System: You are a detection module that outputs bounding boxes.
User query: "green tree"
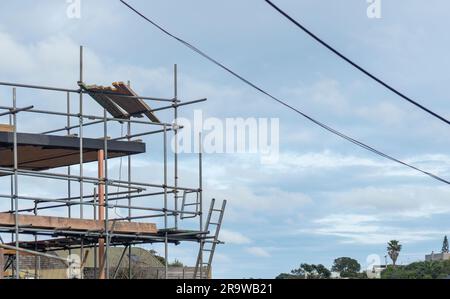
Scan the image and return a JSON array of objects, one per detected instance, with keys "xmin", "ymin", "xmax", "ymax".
[
  {"xmin": 442, "ymin": 236, "xmax": 449, "ymax": 253},
  {"xmin": 314, "ymin": 264, "xmax": 332, "ymax": 279},
  {"xmin": 387, "ymin": 240, "xmax": 402, "ymax": 267},
  {"xmin": 169, "ymin": 259, "xmax": 184, "ymax": 267},
  {"xmin": 291, "ymin": 263, "xmax": 311, "ymax": 278},
  {"xmin": 331, "ymin": 257, "xmax": 361, "ymax": 278},
  {"xmin": 275, "ymin": 273, "xmax": 303, "ymax": 279},
  {"xmin": 291, "ymin": 263, "xmax": 331, "ymax": 279},
  {"xmin": 381, "ymin": 260, "xmax": 450, "ymax": 279}
]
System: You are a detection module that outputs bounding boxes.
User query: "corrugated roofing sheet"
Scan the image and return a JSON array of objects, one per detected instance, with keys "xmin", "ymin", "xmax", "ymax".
[{"xmin": 81, "ymin": 82, "xmax": 160, "ymax": 123}]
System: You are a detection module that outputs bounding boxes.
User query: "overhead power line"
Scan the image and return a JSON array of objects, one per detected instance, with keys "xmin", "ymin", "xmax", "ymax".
[
  {"xmin": 265, "ymin": 0, "xmax": 450, "ymax": 126},
  {"xmin": 119, "ymin": 0, "xmax": 450, "ymax": 186}
]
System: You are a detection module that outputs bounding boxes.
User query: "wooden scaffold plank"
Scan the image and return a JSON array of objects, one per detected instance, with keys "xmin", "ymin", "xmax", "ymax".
[{"xmin": 0, "ymin": 213, "xmax": 157, "ymax": 235}]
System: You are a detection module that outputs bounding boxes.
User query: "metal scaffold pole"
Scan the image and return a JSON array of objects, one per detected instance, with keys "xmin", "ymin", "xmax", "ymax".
[
  {"xmin": 103, "ymin": 108, "xmax": 110, "ymax": 279},
  {"xmin": 67, "ymin": 91, "xmax": 72, "ymax": 262},
  {"xmin": 79, "ymin": 45, "xmax": 85, "ymax": 267},
  {"xmin": 8, "ymin": 112, "xmax": 14, "ymax": 279},
  {"xmin": 164, "ymin": 124, "xmax": 168, "ymax": 279},
  {"xmin": 93, "ymin": 187, "xmax": 98, "ymax": 279},
  {"xmin": 12, "ymin": 88, "xmax": 19, "ymax": 279},
  {"xmin": 199, "ymin": 132, "xmax": 203, "ymax": 279},
  {"xmin": 174, "ymin": 64, "xmax": 179, "ymax": 230},
  {"xmin": 127, "ymin": 81, "xmax": 132, "ymax": 280},
  {"xmin": 79, "ymin": 45, "xmax": 84, "ymax": 220},
  {"xmin": 67, "ymin": 91, "xmax": 72, "ymax": 219}
]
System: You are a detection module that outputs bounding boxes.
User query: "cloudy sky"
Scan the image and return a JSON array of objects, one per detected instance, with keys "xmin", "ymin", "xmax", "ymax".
[{"xmin": 1, "ymin": 0, "xmax": 450, "ymax": 278}]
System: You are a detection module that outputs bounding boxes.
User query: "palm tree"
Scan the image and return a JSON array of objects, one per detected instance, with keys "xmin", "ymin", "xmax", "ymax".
[
  {"xmin": 387, "ymin": 240, "xmax": 402, "ymax": 267},
  {"xmin": 442, "ymin": 235, "xmax": 449, "ymax": 253}
]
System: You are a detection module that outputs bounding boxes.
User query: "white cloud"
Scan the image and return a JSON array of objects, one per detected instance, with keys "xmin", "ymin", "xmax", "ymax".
[
  {"xmin": 356, "ymin": 102, "xmax": 406, "ymax": 127},
  {"xmin": 220, "ymin": 229, "xmax": 252, "ymax": 245},
  {"xmin": 197, "ymin": 150, "xmax": 450, "ymax": 224},
  {"xmin": 273, "ymin": 150, "xmax": 383, "ymax": 170},
  {"xmin": 315, "ymin": 214, "xmax": 380, "ymax": 227},
  {"xmin": 211, "ymin": 186, "xmax": 312, "ymax": 219},
  {"xmin": 281, "ymin": 78, "xmax": 410, "ymax": 129},
  {"xmin": 245, "ymin": 247, "xmax": 271, "ymax": 258},
  {"xmin": 262, "ymin": 150, "xmax": 450, "ymax": 183},
  {"xmin": 283, "ymin": 79, "xmax": 348, "ymax": 115},
  {"xmin": 330, "ymin": 185, "xmax": 450, "ymax": 218},
  {"xmin": 300, "ymin": 213, "xmax": 449, "ymax": 245}
]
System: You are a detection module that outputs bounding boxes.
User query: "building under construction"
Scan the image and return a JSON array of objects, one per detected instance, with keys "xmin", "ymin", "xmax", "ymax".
[{"xmin": 0, "ymin": 46, "xmax": 226, "ymax": 279}]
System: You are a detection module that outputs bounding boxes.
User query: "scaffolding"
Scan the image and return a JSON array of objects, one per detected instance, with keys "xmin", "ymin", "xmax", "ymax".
[{"xmin": 0, "ymin": 46, "xmax": 226, "ymax": 279}]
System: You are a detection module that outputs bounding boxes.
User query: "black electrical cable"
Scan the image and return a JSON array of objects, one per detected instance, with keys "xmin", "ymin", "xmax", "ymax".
[
  {"xmin": 119, "ymin": 0, "xmax": 450, "ymax": 185},
  {"xmin": 265, "ymin": 0, "xmax": 450, "ymax": 126}
]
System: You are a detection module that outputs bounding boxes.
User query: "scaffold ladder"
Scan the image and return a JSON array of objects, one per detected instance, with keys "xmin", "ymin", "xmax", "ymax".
[{"xmin": 193, "ymin": 198, "xmax": 227, "ymax": 279}]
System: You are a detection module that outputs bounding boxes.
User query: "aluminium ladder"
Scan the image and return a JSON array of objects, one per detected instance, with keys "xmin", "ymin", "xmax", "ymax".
[{"xmin": 193, "ymin": 198, "xmax": 227, "ymax": 279}]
